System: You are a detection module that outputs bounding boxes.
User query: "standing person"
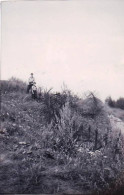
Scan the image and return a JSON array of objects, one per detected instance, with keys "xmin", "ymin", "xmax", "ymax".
[
  {"xmin": 32, "ymin": 82, "xmax": 37, "ymax": 99},
  {"xmin": 27, "ymin": 73, "xmax": 35, "ymax": 93}
]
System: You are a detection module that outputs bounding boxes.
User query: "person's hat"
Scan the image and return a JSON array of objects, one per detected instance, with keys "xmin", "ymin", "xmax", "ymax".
[{"xmin": 31, "ymin": 73, "xmax": 33, "ymax": 75}]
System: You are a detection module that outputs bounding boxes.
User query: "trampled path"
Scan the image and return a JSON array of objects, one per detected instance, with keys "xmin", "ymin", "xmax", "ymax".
[{"xmin": 108, "ymin": 114, "xmax": 124, "ymax": 134}]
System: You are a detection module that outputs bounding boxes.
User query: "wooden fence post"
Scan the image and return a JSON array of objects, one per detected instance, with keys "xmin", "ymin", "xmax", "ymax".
[{"xmin": 94, "ymin": 128, "xmax": 98, "ymax": 150}]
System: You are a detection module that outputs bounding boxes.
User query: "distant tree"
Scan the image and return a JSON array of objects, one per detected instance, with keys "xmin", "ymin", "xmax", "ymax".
[
  {"xmin": 105, "ymin": 96, "xmax": 116, "ymax": 108},
  {"xmin": 116, "ymin": 97, "xmax": 124, "ymax": 110}
]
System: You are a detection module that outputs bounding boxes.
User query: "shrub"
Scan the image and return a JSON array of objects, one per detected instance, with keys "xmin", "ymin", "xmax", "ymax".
[{"xmin": 80, "ymin": 92, "xmax": 104, "ymax": 117}]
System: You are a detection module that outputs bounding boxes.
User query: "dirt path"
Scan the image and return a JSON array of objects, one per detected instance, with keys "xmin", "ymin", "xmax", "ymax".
[{"xmin": 108, "ymin": 114, "xmax": 124, "ymax": 134}]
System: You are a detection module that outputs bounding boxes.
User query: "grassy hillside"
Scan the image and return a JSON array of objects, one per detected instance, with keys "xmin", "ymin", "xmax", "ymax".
[{"xmin": 0, "ymin": 78, "xmax": 124, "ymax": 194}]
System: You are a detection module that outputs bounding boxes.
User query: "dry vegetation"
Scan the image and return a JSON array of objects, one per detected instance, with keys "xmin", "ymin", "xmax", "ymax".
[{"xmin": 0, "ymin": 78, "xmax": 124, "ymax": 194}]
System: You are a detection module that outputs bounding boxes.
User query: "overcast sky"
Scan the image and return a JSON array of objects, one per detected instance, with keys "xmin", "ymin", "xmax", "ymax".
[{"xmin": 1, "ymin": 0, "xmax": 124, "ymax": 100}]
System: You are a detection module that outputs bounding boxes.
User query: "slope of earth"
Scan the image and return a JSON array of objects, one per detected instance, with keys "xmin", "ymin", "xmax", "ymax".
[
  {"xmin": 0, "ymin": 85, "xmax": 124, "ymax": 194},
  {"xmin": 0, "ymin": 92, "xmax": 90, "ymax": 194}
]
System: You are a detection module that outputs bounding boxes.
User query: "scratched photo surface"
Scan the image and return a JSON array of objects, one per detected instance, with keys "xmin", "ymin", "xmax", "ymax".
[{"xmin": 0, "ymin": 0, "xmax": 124, "ymax": 194}]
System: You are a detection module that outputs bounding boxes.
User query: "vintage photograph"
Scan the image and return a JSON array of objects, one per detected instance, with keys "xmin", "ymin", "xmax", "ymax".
[{"xmin": 0, "ymin": 0, "xmax": 124, "ymax": 194}]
